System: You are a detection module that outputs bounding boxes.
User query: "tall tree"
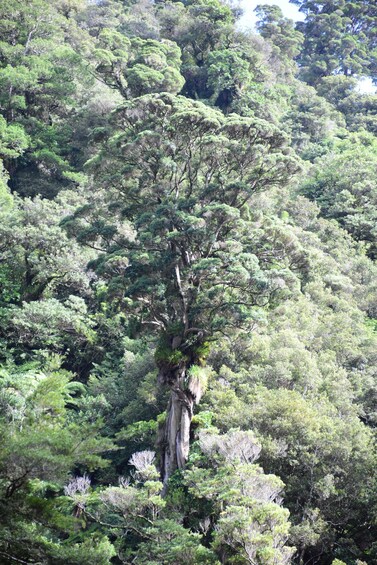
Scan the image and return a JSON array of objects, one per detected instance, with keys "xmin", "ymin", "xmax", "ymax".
[
  {"xmin": 291, "ymin": 0, "xmax": 377, "ymax": 84},
  {"xmin": 66, "ymin": 92, "xmax": 298, "ymax": 482},
  {"xmin": 255, "ymin": 4, "xmax": 303, "ymax": 61}
]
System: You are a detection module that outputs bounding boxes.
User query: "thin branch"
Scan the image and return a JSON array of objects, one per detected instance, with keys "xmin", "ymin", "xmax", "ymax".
[{"xmin": 0, "ymin": 551, "xmax": 31, "ymax": 565}]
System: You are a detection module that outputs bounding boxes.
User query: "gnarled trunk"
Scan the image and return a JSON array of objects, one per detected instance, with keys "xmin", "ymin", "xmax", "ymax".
[{"xmin": 159, "ymin": 365, "xmax": 195, "ymax": 484}]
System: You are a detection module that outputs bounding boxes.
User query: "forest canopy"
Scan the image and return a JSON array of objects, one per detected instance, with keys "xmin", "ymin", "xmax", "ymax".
[{"xmin": 1, "ymin": 0, "xmax": 377, "ymax": 564}]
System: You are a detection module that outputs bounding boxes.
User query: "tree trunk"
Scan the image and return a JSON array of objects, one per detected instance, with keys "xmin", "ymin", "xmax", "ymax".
[{"xmin": 158, "ymin": 365, "xmax": 195, "ymax": 485}]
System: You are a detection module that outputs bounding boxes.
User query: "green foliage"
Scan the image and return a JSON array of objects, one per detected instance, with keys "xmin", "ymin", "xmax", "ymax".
[
  {"xmin": 155, "ymin": 341, "xmax": 187, "ymax": 367},
  {"xmin": 0, "ymin": 115, "xmax": 29, "ymax": 159},
  {"xmin": 293, "ymin": 0, "xmax": 377, "ymax": 84},
  {"xmin": 65, "ymin": 450, "xmax": 219, "ymax": 563},
  {"xmin": 301, "ymin": 132, "xmax": 377, "ymax": 256},
  {"xmin": 0, "ymin": 190, "xmax": 95, "ymax": 309},
  {"xmin": 2, "ymin": 0, "xmax": 377, "ymax": 563},
  {"xmin": 183, "ymin": 430, "xmax": 294, "ymax": 564},
  {"xmin": 74, "ymin": 93, "xmax": 299, "ymax": 361},
  {"xmin": 256, "ymin": 4, "xmax": 303, "ymax": 60},
  {"xmin": 206, "ymin": 49, "xmax": 252, "ymax": 110},
  {"xmin": 0, "ymin": 357, "xmax": 115, "ymax": 564},
  {"xmin": 93, "ymin": 31, "xmax": 185, "ymax": 97},
  {"xmin": 155, "ymin": 329, "xmax": 188, "ymax": 367}
]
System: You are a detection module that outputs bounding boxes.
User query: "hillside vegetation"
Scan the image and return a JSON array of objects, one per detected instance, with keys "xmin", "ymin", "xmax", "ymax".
[{"xmin": 1, "ymin": 1, "xmax": 377, "ymax": 563}]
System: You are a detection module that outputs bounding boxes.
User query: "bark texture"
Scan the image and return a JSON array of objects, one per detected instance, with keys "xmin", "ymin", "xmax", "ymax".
[{"xmin": 158, "ymin": 365, "xmax": 195, "ymax": 484}]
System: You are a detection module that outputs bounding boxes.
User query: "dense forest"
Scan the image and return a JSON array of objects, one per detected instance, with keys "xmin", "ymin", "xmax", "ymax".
[{"xmin": 1, "ymin": 0, "xmax": 377, "ymax": 563}]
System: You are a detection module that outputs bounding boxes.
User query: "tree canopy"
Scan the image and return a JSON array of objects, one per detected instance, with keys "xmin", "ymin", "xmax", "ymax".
[{"xmin": 1, "ymin": 0, "xmax": 377, "ymax": 564}]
